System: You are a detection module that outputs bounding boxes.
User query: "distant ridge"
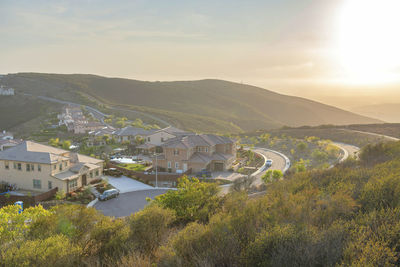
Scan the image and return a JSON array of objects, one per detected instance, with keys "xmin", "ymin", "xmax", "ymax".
[{"xmin": 1, "ymin": 73, "xmax": 382, "ymax": 133}]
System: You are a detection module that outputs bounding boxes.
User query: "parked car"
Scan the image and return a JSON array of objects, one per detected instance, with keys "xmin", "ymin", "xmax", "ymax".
[
  {"xmin": 99, "ymin": 189, "xmax": 120, "ymax": 201},
  {"xmin": 196, "ymin": 169, "xmax": 212, "ymax": 177},
  {"xmin": 266, "ymin": 159, "xmax": 273, "ymax": 167}
]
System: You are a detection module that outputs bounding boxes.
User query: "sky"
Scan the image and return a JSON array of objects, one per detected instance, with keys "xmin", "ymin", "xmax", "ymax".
[{"xmin": 1, "ymin": 0, "xmax": 399, "ymax": 109}]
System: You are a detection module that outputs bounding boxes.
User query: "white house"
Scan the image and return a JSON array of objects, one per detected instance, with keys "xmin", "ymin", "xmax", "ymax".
[{"xmin": 0, "ymin": 86, "xmax": 14, "ymax": 96}]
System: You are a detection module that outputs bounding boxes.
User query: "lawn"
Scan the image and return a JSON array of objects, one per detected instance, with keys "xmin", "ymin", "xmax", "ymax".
[{"xmin": 117, "ymin": 163, "xmax": 146, "ymax": 172}]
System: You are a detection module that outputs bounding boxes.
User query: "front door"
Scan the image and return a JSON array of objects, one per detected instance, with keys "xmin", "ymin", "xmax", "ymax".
[
  {"xmin": 214, "ymin": 162, "xmax": 224, "ymax": 172},
  {"xmin": 183, "ymin": 163, "xmax": 188, "ymax": 172},
  {"xmin": 82, "ymin": 175, "xmax": 87, "ymax": 186}
]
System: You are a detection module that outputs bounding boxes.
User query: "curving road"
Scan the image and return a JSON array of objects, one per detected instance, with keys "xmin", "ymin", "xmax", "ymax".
[
  {"xmin": 251, "ymin": 147, "xmax": 289, "ymax": 186},
  {"xmin": 332, "ymin": 142, "xmax": 360, "ymax": 162}
]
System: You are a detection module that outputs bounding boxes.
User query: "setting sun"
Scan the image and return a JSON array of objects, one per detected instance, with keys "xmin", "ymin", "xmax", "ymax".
[{"xmin": 336, "ymin": 0, "xmax": 400, "ymax": 84}]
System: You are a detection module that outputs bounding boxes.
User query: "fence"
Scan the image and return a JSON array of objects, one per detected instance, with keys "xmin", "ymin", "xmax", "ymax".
[
  {"xmin": 0, "ymin": 187, "xmax": 58, "ymax": 207},
  {"xmin": 106, "ymin": 163, "xmax": 191, "ymax": 184}
]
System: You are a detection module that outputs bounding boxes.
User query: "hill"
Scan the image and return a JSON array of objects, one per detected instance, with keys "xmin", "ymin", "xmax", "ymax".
[
  {"xmin": 350, "ymin": 103, "xmax": 400, "ymax": 123},
  {"xmin": 0, "ymin": 94, "xmax": 59, "ymax": 132},
  {"xmin": 1, "ymin": 73, "xmax": 381, "ymax": 133}
]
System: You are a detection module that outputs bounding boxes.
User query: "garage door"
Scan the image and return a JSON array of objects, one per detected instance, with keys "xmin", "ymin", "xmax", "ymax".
[{"xmin": 214, "ymin": 162, "xmax": 224, "ymax": 171}]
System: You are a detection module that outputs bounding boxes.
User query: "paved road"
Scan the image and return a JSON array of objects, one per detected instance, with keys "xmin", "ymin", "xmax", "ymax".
[
  {"xmin": 342, "ymin": 129, "xmax": 400, "ymax": 142},
  {"xmin": 94, "ymin": 189, "xmax": 169, "ymax": 217},
  {"xmin": 251, "ymin": 147, "xmax": 288, "ymax": 186},
  {"xmin": 332, "ymin": 142, "xmax": 360, "ymax": 162}
]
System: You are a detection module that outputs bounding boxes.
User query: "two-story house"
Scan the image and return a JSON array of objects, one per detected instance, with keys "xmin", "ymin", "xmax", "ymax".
[
  {"xmin": 152, "ymin": 134, "xmax": 236, "ymax": 173},
  {"xmin": 0, "ymin": 141, "xmax": 103, "ymax": 193},
  {"xmin": 113, "ymin": 126, "xmax": 155, "ymax": 143},
  {"xmin": 137, "ymin": 126, "xmax": 193, "ymax": 154}
]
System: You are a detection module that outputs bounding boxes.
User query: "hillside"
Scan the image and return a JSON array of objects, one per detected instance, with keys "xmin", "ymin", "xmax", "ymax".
[
  {"xmin": 1, "ymin": 73, "xmax": 381, "ymax": 133},
  {"xmin": 0, "ymin": 94, "xmax": 59, "ymax": 132},
  {"xmin": 351, "ymin": 103, "xmax": 400, "ymax": 123}
]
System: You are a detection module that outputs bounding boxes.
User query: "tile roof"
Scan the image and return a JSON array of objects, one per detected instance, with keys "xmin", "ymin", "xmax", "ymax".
[
  {"xmin": 0, "ymin": 141, "xmax": 69, "ymax": 164},
  {"xmin": 162, "ymin": 134, "xmax": 234, "ymax": 149},
  {"xmin": 114, "ymin": 126, "xmax": 155, "ymax": 136}
]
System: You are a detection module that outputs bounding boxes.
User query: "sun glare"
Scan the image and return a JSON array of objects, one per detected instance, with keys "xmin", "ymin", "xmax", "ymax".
[{"xmin": 336, "ymin": 0, "xmax": 400, "ymax": 84}]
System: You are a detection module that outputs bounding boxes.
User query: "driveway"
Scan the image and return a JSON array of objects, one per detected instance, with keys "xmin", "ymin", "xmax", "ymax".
[
  {"xmin": 105, "ymin": 176, "xmax": 153, "ymax": 193},
  {"xmin": 211, "ymin": 172, "xmax": 242, "ymax": 181},
  {"xmin": 94, "ymin": 189, "xmax": 169, "ymax": 217}
]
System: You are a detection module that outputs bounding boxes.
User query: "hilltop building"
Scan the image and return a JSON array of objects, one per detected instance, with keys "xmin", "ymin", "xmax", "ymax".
[{"xmin": 0, "ymin": 85, "xmax": 14, "ymax": 96}]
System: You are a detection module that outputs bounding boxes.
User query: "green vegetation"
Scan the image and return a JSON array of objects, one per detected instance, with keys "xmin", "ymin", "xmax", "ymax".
[
  {"xmin": 240, "ymin": 133, "xmax": 341, "ymax": 170},
  {"xmin": 261, "ymin": 169, "xmax": 283, "ymax": 183},
  {"xmin": 1, "ymin": 73, "xmax": 380, "ymax": 133},
  {"xmin": 251, "ymin": 125, "xmax": 392, "ymax": 148},
  {"xmin": 0, "ymin": 94, "xmax": 59, "ymax": 135},
  {"xmin": 117, "ymin": 163, "xmax": 146, "ymax": 172},
  {"xmin": 2, "ymin": 141, "xmax": 400, "ymax": 266}
]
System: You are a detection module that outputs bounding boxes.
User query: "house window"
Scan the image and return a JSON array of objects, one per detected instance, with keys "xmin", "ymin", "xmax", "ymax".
[
  {"xmin": 205, "ymin": 147, "xmax": 209, "ymax": 152},
  {"xmin": 147, "ymin": 137, "xmax": 150, "ymax": 142},
  {"xmin": 26, "ymin": 164, "xmax": 31, "ymax": 172},
  {"xmin": 175, "ymin": 162, "xmax": 179, "ymax": 169},
  {"xmin": 90, "ymin": 171, "xmax": 93, "ymax": 178},
  {"xmin": 17, "ymin": 163, "xmax": 21, "ymax": 171},
  {"xmin": 48, "ymin": 181, "xmax": 52, "ymax": 189},
  {"xmin": 59, "ymin": 163, "xmax": 63, "ymax": 171},
  {"xmin": 53, "ymin": 165, "xmax": 56, "ymax": 170},
  {"xmin": 69, "ymin": 179, "xmax": 78, "ymax": 190},
  {"xmin": 197, "ymin": 147, "xmax": 201, "ymax": 152},
  {"xmin": 5, "ymin": 161, "xmax": 9, "ymax": 170},
  {"xmin": 167, "ymin": 161, "xmax": 171, "ymax": 168},
  {"xmin": 31, "ymin": 164, "xmax": 34, "ymax": 171},
  {"xmin": 95, "ymin": 170, "xmax": 99, "ymax": 176},
  {"xmin": 38, "ymin": 164, "xmax": 42, "ymax": 172},
  {"xmin": 33, "ymin": 179, "xmax": 42, "ymax": 189},
  {"xmin": 174, "ymin": 149, "xmax": 179, "ymax": 155},
  {"xmin": 13, "ymin": 162, "xmax": 17, "ymax": 169}
]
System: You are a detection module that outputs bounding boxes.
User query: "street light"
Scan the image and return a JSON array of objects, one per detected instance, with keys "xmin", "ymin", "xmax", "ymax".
[{"xmin": 155, "ymin": 153, "xmax": 158, "ymax": 188}]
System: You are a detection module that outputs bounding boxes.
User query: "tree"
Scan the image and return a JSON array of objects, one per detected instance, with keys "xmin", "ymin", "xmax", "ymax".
[
  {"xmin": 153, "ymin": 176, "xmax": 222, "ymax": 223},
  {"xmin": 297, "ymin": 142, "xmax": 308, "ymax": 152},
  {"xmin": 272, "ymin": 170, "xmax": 283, "ymax": 181},
  {"xmin": 1, "ymin": 235, "xmax": 81, "ymax": 267},
  {"xmin": 129, "ymin": 204, "xmax": 175, "ymax": 255},
  {"xmin": 262, "ymin": 170, "xmax": 273, "ymax": 184},
  {"xmin": 62, "ymin": 140, "xmax": 72, "ymax": 150},
  {"xmin": 0, "ymin": 205, "xmax": 50, "ymax": 245}
]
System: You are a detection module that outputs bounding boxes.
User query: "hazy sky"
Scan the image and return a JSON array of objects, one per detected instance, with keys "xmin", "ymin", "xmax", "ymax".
[{"xmin": 1, "ymin": 0, "xmax": 399, "ymax": 108}]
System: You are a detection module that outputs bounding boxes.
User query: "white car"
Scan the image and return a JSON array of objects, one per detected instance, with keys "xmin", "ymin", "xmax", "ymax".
[{"xmin": 266, "ymin": 159, "xmax": 273, "ymax": 167}]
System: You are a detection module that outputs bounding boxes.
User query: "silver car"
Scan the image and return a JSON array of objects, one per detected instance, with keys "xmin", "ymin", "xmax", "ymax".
[{"xmin": 99, "ymin": 189, "xmax": 120, "ymax": 201}]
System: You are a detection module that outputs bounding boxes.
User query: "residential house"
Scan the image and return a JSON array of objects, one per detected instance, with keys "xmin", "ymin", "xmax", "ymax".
[
  {"xmin": 137, "ymin": 126, "xmax": 193, "ymax": 154},
  {"xmin": 113, "ymin": 126, "xmax": 155, "ymax": 143},
  {"xmin": 58, "ymin": 105, "xmax": 102, "ymax": 134},
  {"xmin": 86, "ymin": 126, "xmax": 116, "ymax": 147},
  {"xmin": 0, "ymin": 139, "xmax": 23, "ymax": 151},
  {"xmin": 0, "ymin": 141, "xmax": 103, "ymax": 193},
  {"xmin": 0, "ymin": 85, "xmax": 14, "ymax": 95},
  {"xmin": 0, "ymin": 130, "xmax": 13, "ymax": 140},
  {"xmin": 152, "ymin": 134, "xmax": 236, "ymax": 173}
]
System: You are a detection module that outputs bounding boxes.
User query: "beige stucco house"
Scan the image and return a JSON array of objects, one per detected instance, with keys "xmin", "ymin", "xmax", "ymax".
[
  {"xmin": 137, "ymin": 126, "xmax": 193, "ymax": 154},
  {"xmin": 152, "ymin": 134, "xmax": 236, "ymax": 173},
  {"xmin": 0, "ymin": 141, "xmax": 103, "ymax": 193}
]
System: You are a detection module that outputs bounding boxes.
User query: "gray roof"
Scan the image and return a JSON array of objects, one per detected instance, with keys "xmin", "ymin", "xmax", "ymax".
[
  {"xmin": 162, "ymin": 134, "xmax": 234, "ymax": 149},
  {"xmin": 0, "ymin": 141, "xmax": 69, "ymax": 164},
  {"xmin": 114, "ymin": 126, "xmax": 155, "ymax": 137}
]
